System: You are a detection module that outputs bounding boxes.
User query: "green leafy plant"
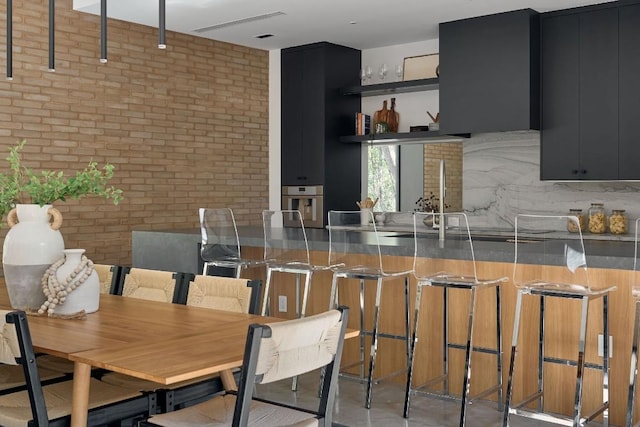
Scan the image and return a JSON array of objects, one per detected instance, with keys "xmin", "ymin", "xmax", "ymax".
[
  {"xmin": 415, "ymin": 192, "xmax": 450, "ymax": 213},
  {"xmin": 0, "ymin": 140, "xmax": 123, "ymax": 218}
]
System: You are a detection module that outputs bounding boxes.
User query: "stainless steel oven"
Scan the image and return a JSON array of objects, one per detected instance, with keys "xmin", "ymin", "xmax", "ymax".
[{"xmin": 281, "ymin": 186, "xmax": 324, "ymax": 228}]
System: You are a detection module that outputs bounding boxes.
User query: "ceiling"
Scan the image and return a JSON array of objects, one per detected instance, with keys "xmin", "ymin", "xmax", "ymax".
[{"xmin": 74, "ymin": 0, "xmax": 616, "ymax": 51}]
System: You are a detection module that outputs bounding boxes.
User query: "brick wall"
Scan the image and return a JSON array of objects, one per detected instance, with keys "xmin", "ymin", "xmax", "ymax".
[
  {"xmin": 423, "ymin": 143, "xmax": 463, "ymax": 212},
  {"xmin": 0, "ymin": 0, "xmax": 269, "ymax": 268}
]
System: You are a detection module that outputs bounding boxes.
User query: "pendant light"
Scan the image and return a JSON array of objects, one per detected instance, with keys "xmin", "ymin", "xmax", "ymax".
[
  {"xmin": 158, "ymin": 0, "xmax": 166, "ymax": 49},
  {"xmin": 6, "ymin": 0, "xmax": 12, "ymax": 80},
  {"xmin": 100, "ymin": 0, "xmax": 107, "ymax": 63},
  {"xmin": 48, "ymin": 0, "xmax": 55, "ymax": 72}
]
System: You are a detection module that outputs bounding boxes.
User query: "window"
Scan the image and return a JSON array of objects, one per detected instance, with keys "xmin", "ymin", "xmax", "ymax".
[{"xmin": 367, "ymin": 145, "xmax": 399, "ymax": 211}]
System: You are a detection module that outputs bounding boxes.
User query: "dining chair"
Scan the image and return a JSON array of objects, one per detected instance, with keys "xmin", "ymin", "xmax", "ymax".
[
  {"xmin": 327, "ymin": 210, "xmax": 412, "ymax": 409},
  {"xmin": 140, "ymin": 307, "xmax": 349, "ymax": 427},
  {"xmin": 94, "ymin": 263, "xmax": 124, "ymax": 295},
  {"xmin": 627, "ymin": 218, "xmax": 640, "ymax": 427},
  {"xmin": 102, "ymin": 274, "xmax": 262, "ymax": 413},
  {"xmin": 199, "ymin": 207, "xmax": 267, "ymax": 278},
  {"xmin": 120, "ymin": 267, "xmax": 183, "ymax": 303},
  {"xmin": 180, "ymin": 274, "xmax": 262, "ymax": 314},
  {"xmin": 404, "ymin": 212, "xmax": 507, "ymax": 426},
  {"xmin": 503, "ymin": 214, "xmax": 617, "ymax": 427},
  {"xmin": 0, "ymin": 309, "xmax": 157, "ymax": 426}
]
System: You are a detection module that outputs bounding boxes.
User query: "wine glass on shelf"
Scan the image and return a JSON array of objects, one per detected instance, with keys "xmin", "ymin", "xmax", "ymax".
[
  {"xmin": 365, "ymin": 65, "xmax": 373, "ymax": 81},
  {"xmin": 395, "ymin": 64, "xmax": 403, "ymax": 81},
  {"xmin": 379, "ymin": 63, "xmax": 388, "ymax": 81}
]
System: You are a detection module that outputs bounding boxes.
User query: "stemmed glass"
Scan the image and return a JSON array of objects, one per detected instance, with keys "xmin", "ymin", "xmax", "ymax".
[
  {"xmin": 395, "ymin": 64, "xmax": 403, "ymax": 81},
  {"xmin": 379, "ymin": 63, "xmax": 388, "ymax": 80},
  {"xmin": 361, "ymin": 66, "xmax": 373, "ymax": 83}
]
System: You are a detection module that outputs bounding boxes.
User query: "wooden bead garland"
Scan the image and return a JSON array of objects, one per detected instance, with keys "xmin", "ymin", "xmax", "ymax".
[{"xmin": 38, "ymin": 254, "xmax": 94, "ymax": 316}]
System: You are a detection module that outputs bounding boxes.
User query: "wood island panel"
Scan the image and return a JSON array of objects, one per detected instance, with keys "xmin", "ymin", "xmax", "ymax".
[{"xmin": 241, "ymin": 246, "xmax": 636, "ymax": 426}]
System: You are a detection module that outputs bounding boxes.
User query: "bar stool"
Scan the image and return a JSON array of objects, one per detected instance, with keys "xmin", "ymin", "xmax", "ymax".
[
  {"xmin": 262, "ymin": 209, "xmax": 332, "ymax": 390},
  {"xmin": 199, "ymin": 207, "xmax": 266, "ymax": 278},
  {"xmin": 403, "ymin": 212, "xmax": 507, "ymax": 426},
  {"xmin": 627, "ymin": 218, "xmax": 640, "ymax": 427},
  {"xmin": 327, "ymin": 210, "xmax": 412, "ymax": 409},
  {"xmin": 504, "ymin": 214, "xmax": 617, "ymax": 427}
]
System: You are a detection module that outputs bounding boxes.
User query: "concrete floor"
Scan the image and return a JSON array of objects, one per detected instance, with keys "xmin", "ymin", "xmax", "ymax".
[{"xmin": 254, "ymin": 372, "xmax": 590, "ymax": 427}]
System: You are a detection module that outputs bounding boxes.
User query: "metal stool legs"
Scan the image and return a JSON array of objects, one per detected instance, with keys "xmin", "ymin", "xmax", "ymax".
[
  {"xmin": 504, "ymin": 292, "xmax": 610, "ymax": 427},
  {"xmin": 404, "ymin": 282, "xmax": 502, "ymax": 426},
  {"xmin": 330, "ymin": 273, "xmax": 410, "ymax": 409}
]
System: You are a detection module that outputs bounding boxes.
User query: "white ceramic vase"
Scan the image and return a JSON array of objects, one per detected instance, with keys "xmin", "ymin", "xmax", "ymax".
[
  {"xmin": 2, "ymin": 204, "xmax": 65, "ymax": 310},
  {"xmin": 53, "ymin": 249, "xmax": 100, "ymax": 315}
]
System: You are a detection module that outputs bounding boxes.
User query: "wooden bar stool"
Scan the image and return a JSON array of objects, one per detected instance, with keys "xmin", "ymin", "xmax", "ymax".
[
  {"xmin": 404, "ymin": 212, "xmax": 507, "ymax": 426},
  {"xmin": 327, "ymin": 210, "xmax": 412, "ymax": 409},
  {"xmin": 504, "ymin": 214, "xmax": 616, "ymax": 427}
]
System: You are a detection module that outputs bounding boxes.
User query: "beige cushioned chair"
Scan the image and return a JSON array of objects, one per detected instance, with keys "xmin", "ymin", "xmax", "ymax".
[
  {"xmin": 94, "ymin": 263, "xmax": 123, "ymax": 295},
  {"xmin": 121, "ymin": 267, "xmax": 180, "ymax": 303},
  {"xmin": 0, "ymin": 309, "xmax": 156, "ymax": 427},
  {"xmin": 140, "ymin": 307, "xmax": 349, "ymax": 427}
]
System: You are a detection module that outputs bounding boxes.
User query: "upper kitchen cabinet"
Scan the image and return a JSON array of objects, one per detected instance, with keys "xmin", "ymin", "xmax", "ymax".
[
  {"xmin": 281, "ymin": 42, "xmax": 360, "ymax": 187},
  {"xmin": 540, "ymin": 2, "xmax": 640, "ymax": 180},
  {"xmin": 439, "ymin": 9, "xmax": 540, "ymax": 134},
  {"xmin": 618, "ymin": 2, "xmax": 640, "ymax": 180}
]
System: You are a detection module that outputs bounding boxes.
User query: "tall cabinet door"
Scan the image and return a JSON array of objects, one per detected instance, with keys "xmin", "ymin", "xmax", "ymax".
[
  {"xmin": 619, "ymin": 3, "xmax": 640, "ymax": 180},
  {"xmin": 540, "ymin": 13, "xmax": 580, "ymax": 180},
  {"xmin": 300, "ymin": 47, "xmax": 325, "ymax": 185},
  {"xmin": 281, "ymin": 49, "xmax": 305, "ymax": 185},
  {"xmin": 578, "ymin": 7, "xmax": 618, "ymax": 180},
  {"xmin": 541, "ymin": 7, "xmax": 618, "ymax": 180}
]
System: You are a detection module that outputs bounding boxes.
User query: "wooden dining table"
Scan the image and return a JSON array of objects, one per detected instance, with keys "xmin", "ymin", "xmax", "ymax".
[{"xmin": 0, "ymin": 288, "xmax": 358, "ymax": 427}]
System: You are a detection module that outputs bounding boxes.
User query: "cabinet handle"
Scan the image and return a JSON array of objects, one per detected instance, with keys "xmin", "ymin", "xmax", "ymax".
[
  {"xmin": 581, "ymin": 170, "xmax": 587, "ymax": 175},
  {"xmin": 572, "ymin": 170, "xmax": 579, "ymax": 175}
]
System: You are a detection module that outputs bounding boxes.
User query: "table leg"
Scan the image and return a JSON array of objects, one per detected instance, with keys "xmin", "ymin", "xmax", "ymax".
[
  {"xmin": 71, "ymin": 361, "xmax": 92, "ymax": 427},
  {"xmin": 220, "ymin": 369, "xmax": 237, "ymax": 391}
]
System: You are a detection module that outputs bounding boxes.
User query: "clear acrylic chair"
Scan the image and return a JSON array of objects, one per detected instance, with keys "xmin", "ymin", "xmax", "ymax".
[
  {"xmin": 199, "ymin": 207, "xmax": 266, "ymax": 278},
  {"xmin": 404, "ymin": 212, "xmax": 507, "ymax": 426},
  {"xmin": 627, "ymin": 218, "xmax": 640, "ymax": 427},
  {"xmin": 327, "ymin": 209, "xmax": 412, "ymax": 409},
  {"xmin": 504, "ymin": 214, "xmax": 617, "ymax": 427},
  {"xmin": 262, "ymin": 210, "xmax": 332, "ymax": 391}
]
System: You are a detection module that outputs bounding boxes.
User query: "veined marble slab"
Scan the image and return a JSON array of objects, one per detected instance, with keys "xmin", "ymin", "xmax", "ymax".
[{"xmin": 463, "ymin": 132, "xmax": 640, "ymax": 232}]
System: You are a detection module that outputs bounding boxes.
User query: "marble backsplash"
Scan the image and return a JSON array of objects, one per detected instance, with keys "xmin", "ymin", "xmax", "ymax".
[{"xmin": 463, "ymin": 131, "xmax": 640, "ymax": 231}]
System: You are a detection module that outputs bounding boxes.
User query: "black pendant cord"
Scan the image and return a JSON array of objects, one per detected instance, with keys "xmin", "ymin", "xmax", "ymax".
[
  {"xmin": 100, "ymin": 0, "xmax": 107, "ymax": 63},
  {"xmin": 48, "ymin": 0, "xmax": 55, "ymax": 71},
  {"xmin": 158, "ymin": 0, "xmax": 166, "ymax": 49},
  {"xmin": 7, "ymin": 0, "xmax": 12, "ymax": 80}
]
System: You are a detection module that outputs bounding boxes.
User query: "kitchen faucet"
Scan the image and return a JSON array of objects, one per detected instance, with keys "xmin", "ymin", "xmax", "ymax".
[{"xmin": 439, "ymin": 159, "xmax": 446, "ymax": 242}]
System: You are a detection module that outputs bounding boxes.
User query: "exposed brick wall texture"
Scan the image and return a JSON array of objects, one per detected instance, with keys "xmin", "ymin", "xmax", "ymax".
[
  {"xmin": 423, "ymin": 143, "xmax": 463, "ymax": 212},
  {"xmin": 0, "ymin": 0, "xmax": 269, "ymax": 269}
]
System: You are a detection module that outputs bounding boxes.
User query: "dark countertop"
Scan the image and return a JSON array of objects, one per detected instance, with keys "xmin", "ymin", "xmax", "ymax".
[{"xmin": 132, "ymin": 226, "xmax": 636, "ymax": 273}]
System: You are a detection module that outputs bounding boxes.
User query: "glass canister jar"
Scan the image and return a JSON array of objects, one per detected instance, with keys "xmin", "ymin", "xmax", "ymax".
[
  {"xmin": 588, "ymin": 203, "xmax": 607, "ymax": 234},
  {"xmin": 567, "ymin": 209, "xmax": 586, "ymax": 233},
  {"xmin": 608, "ymin": 209, "xmax": 628, "ymax": 235}
]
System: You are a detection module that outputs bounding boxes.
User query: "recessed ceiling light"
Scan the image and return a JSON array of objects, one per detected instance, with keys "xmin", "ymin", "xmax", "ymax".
[{"xmin": 349, "ymin": 21, "xmax": 357, "ymax": 25}]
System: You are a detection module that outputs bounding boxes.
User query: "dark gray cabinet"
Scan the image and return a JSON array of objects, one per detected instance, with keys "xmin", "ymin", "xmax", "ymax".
[
  {"xmin": 281, "ymin": 42, "xmax": 361, "ymax": 224},
  {"xmin": 439, "ymin": 9, "xmax": 540, "ymax": 134},
  {"xmin": 619, "ymin": 3, "xmax": 640, "ymax": 180},
  {"xmin": 540, "ymin": 3, "xmax": 640, "ymax": 180}
]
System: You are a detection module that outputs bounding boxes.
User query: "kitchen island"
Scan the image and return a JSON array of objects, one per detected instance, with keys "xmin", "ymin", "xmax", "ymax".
[{"xmin": 132, "ymin": 226, "xmax": 636, "ymax": 425}]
